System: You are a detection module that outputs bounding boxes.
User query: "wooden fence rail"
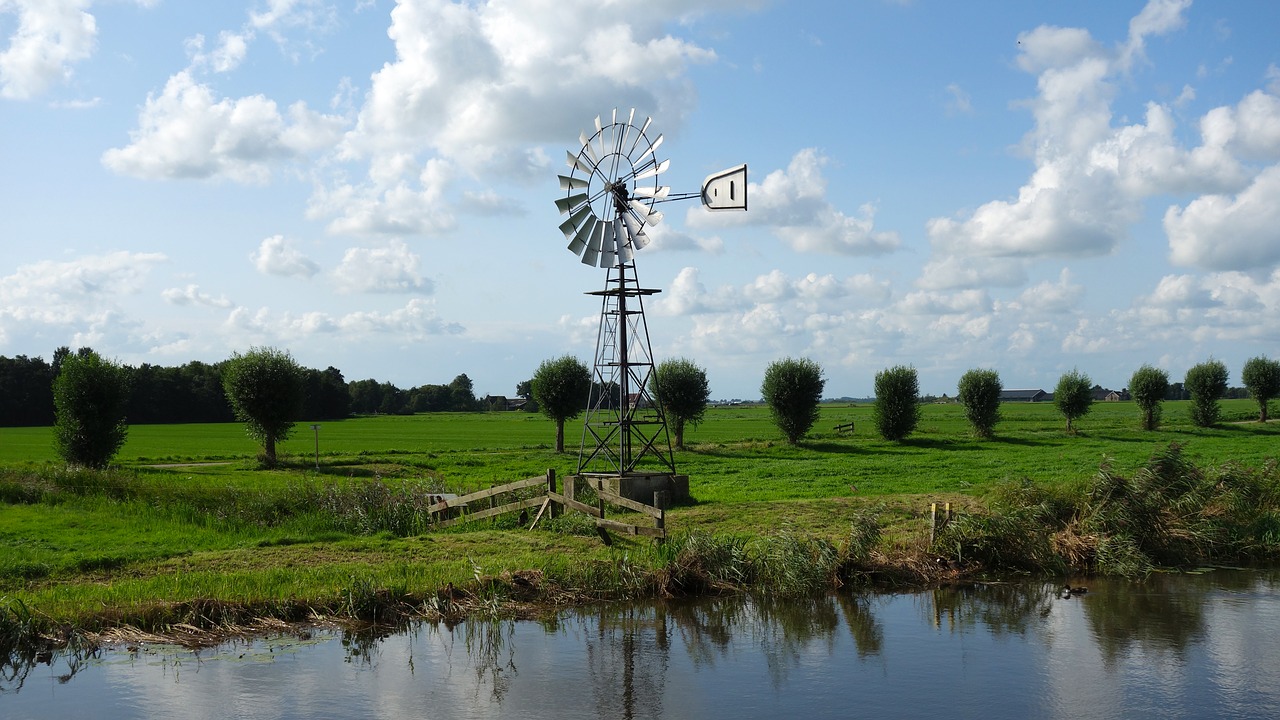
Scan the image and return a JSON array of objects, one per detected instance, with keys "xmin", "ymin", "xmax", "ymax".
[{"xmin": 427, "ymin": 469, "xmax": 666, "ymax": 541}]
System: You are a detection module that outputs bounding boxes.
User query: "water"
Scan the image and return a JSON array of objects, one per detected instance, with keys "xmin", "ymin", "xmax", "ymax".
[{"xmin": 5, "ymin": 571, "xmax": 1279, "ymax": 719}]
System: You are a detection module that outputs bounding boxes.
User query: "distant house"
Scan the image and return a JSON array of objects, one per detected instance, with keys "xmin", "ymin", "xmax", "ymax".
[
  {"xmin": 1000, "ymin": 389, "xmax": 1049, "ymax": 402},
  {"xmin": 1089, "ymin": 385, "xmax": 1131, "ymax": 402},
  {"xmin": 484, "ymin": 395, "xmax": 528, "ymax": 411}
]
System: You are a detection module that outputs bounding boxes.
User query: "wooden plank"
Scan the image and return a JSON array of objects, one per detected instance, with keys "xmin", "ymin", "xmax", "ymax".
[
  {"xmin": 527, "ymin": 498, "xmax": 551, "ymax": 530},
  {"xmin": 593, "ymin": 486, "xmax": 663, "ymax": 519},
  {"xmin": 436, "ymin": 496, "xmax": 546, "ymax": 529},
  {"xmin": 547, "ymin": 491, "xmax": 603, "ymax": 518},
  {"xmin": 428, "ymin": 475, "xmax": 548, "ymax": 514},
  {"xmin": 596, "ymin": 517, "xmax": 666, "ymax": 538}
]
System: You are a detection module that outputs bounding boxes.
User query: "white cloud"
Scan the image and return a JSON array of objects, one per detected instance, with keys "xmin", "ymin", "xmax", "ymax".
[
  {"xmin": 310, "ymin": 156, "xmax": 456, "ymax": 235},
  {"xmin": 689, "ymin": 148, "xmax": 900, "ymax": 255},
  {"xmin": 916, "ymin": 255, "xmax": 1028, "ymax": 291},
  {"xmin": 0, "ymin": 0, "xmax": 96, "ymax": 100},
  {"xmin": 923, "ymin": 0, "xmax": 1280, "ymax": 282},
  {"xmin": 187, "ymin": 31, "xmax": 250, "ymax": 73},
  {"xmin": 332, "ymin": 239, "xmax": 432, "ymax": 294},
  {"xmin": 944, "ymin": 82, "xmax": 972, "ymax": 115},
  {"xmin": 252, "ymin": 235, "xmax": 320, "ymax": 278},
  {"xmin": 311, "ymin": 0, "xmax": 746, "ymax": 235},
  {"xmin": 224, "ymin": 297, "xmax": 462, "ymax": 341},
  {"xmin": 1165, "ymin": 164, "xmax": 1280, "ymax": 272},
  {"xmin": 1011, "ymin": 268, "xmax": 1083, "ymax": 314},
  {"xmin": 101, "ymin": 71, "xmax": 345, "ymax": 182},
  {"xmin": 161, "ymin": 284, "xmax": 233, "ymax": 308},
  {"xmin": 0, "ymin": 252, "xmax": 166, "ymax": 347}
]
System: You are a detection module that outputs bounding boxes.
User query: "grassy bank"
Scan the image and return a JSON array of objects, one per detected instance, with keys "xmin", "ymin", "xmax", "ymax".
[{"xmin": 3, "ymin": 400, "xmax": 1280, "ymax": 670}]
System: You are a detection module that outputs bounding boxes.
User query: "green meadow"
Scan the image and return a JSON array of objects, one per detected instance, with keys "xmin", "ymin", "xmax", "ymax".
[{"xmin": 2, "ymin": 398, "xmax": 1279, "ymax": 652}]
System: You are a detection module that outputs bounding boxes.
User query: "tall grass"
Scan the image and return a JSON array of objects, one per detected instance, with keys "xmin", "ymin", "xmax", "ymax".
[{"xmin": 934, "ymin": 443, "xmax": 1280, "ymax": 576}]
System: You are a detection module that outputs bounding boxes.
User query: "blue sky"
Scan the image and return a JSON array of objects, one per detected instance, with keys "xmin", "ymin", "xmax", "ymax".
[{"xmin": 3, "ymin": 0, "xmax": 1279, "ymax": 400}]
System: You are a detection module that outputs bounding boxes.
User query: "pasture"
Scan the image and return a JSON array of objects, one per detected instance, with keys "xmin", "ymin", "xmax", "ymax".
[
  {"xmin": 3, "ymin": 398, "xmax": 1278, "ymax": 642},
  {"xmin": 2, "ymin": 399, "xmax": 1275, "ymax": 502}
]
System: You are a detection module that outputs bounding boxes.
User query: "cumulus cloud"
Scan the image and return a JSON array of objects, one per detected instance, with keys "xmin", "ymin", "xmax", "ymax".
[
  {"xmin": 161, "ymin": 284, "xmax": 233, "ymax": 308},
  {"xmin": 0, "ymin": 251, "xmax": 166, "ymax": 346},
  {"xmin": 0, "ymin": 0, "xmax": 96, "ymax": 100},
  {"xmin": 1010, "ymin": 268, "xmax": 1083, "ymax": 314},
  {"xmin": 224, "ymin": 297, "xmax": 462, "ymax": 341},
  {"xmin": 252, "ymin": 235, "xmax": 320, "ymax": 278},
  {"xmin": 1165, "ymin": 164, "xmax": 1280, "ymax": 272},
  {"xmin": 922, "ymin": 0, "xmax": 1280, "ymax": 302},
  {"xmin": 331, "ymin": 239, "xmax": 432, "ymax": 294},
  {"xmin": 309, "ymin": 0, "xmax": 750, "ymax": 235},
  {"xmin": 101, "ymin": 71, "xmax": 345, "ymax": 182},
  {"xmin": 689, "ymin": 148, "xmax": 900, "ymax": 255}
]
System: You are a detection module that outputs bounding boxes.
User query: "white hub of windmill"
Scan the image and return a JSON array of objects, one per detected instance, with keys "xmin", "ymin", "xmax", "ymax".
[{"xmin": 557, "ymin": 108, "xmax": 747, "ymax": 267}]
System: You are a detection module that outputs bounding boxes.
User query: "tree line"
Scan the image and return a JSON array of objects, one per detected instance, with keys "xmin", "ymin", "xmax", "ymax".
[
  {"xmin": 525, "ymin": 354, "xmax": 1280, "ymax": 453},
  {"xmin": 0, "ymin": 348, "xmax": 493, "ymax": 427}
]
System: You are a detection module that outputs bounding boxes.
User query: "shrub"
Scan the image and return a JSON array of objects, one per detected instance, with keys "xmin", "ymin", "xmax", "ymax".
[
  {"xmin": 761, "ymin": 357, "xmax": 825, "ymax": 445},
  {"xmin": 53, "ymin": 349, "xmax": 130, "ymax": 469},
  {"xmin": 956, "ymin": 368, "xmax": 1002, "ymax": 438},
  {"xmin": 872, "ymin": 365, "xmax": 921, "ymax": 441},
  {"xmin": 1053, "ymin": 369, "xmax": 1093, "ymax": 432},
  {"xmin": 1129, "ymin": 364, "xmax": 1169, "ymax": 431},
  {"xmin": 1241, "ymin": 356, "xmax": 1280, "ymax": 423},
  {"xmin": 1185, "ymin": 359, "xmax": 1229, "ymax": 428}
]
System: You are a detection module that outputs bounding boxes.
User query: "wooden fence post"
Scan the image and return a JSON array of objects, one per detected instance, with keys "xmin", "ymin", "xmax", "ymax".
[
  {"xmin": 547, "ymin": 469, "xmax": 558, "ymax": 518},
  {"xmin": 929, "ymin": 502, "xmax": 938, "ymax": 546},
  {"xmin": 654, "ymin": 490, "xmax": 667, "ymax": 544}
]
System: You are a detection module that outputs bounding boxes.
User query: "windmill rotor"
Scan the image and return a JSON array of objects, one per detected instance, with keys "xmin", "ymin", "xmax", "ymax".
[{"xmin": 557, "ymin": 111, "xmax": 668, "ymax": 267}]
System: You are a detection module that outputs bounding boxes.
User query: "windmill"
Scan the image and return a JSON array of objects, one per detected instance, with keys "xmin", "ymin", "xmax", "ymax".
[{"xmin": 556, "ymin": 108, "xmax": 747, "ymax": 503}]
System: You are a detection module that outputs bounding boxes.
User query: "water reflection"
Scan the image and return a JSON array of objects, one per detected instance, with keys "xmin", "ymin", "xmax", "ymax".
[{"xmin": 4, "ymin": 571, "xmax": 1279, "ymax": 720}]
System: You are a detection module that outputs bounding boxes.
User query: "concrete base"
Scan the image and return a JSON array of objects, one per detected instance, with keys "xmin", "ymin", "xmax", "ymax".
[{"xmin": 567, "ymin": 472, "xmax": 689, "ymax": 506}]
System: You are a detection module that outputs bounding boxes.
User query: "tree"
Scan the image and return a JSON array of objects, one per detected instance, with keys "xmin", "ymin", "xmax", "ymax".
[
  {"xmin": 301, "ymin": 366, "xmax": 350, "ymax": 420},
  {"xmin": 52, "ymin": 349, "xmax": 130, "ymax": 469},
  {"xmin": 1185, "ymin": 359, "xmax": 1229, "ymax": 428},
  {"xmin": 0, "ymin": 354, "xmax": 56, "ymax": 426},
  {"xmin": 1054, "ymin": 369, "xmax": 1093, "ymax": 432},
  {"xmin": 531, "ymin": 356, "xmax": 591, "ymax": 452},
  {"xmin": 872, "ymin": 365, "xmax": 921, "ymax": 441},
  {"xmin": 652, "ymin": 358, "xmax": 711, "ymax": 450},
  {"xmin": 761, "ymin": 357, "xmax": 825, "ymax": 445},
  {"xmin": 1129, "ymin": 364, "xmax": 1169, "ymax": 431},
  {"xmin": 448, "ymin": 373, "xmax": 480, "ymax": 411},
  {"xmin": 1241, "ymin": 356, "xmax": 1280, "ymax": 422},
  {"xmin": 222, "ymin": 347, "xmax": 304, "ymax": 467},
  {"xmin": 957, "ymin": 368, "xmax": 1002, "ymax": 438}
]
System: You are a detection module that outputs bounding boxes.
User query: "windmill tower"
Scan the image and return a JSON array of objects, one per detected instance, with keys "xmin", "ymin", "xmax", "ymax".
[{"xmin": 556, "ymin": 109, "xmax": 747, "ymax": 504}]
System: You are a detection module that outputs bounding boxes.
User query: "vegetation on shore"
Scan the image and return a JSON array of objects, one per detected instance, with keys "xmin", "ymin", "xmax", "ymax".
[{"xmin": 3, "ymin": 400, "xmax": 1280, "ymax": 674}]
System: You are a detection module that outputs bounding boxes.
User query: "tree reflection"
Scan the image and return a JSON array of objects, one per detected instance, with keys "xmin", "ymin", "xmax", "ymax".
[
  {"xmin": 926, "ymin": 582, "xmax": 1057, "ymax": 636},
  {"xmin": 1078, "ymin": 574, "xmax": 1209, "ymax": 667}
]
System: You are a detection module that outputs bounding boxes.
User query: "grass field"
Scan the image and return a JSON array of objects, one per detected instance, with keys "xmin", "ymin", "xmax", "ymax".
[
  {"xmin": 2, "ymin": 398, "xmax": 1278, "ymax": 655},
  {"xmin": 3, "ymin": 399, "xmax": 1275, "ymax": 499}
]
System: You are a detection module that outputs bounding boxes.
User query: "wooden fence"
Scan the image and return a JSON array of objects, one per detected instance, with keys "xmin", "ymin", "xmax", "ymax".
[{"xmin": 427, "ymin": 469, "xmax": 666, "ymax": 542}]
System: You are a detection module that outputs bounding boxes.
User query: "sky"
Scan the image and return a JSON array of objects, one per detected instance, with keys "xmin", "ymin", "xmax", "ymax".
[{"xmin": 2, "ymin": 0, "xmax": 1279, "ymax": 401}]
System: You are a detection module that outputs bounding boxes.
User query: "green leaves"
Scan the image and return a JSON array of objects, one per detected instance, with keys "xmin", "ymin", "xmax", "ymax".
[
  {"xmin": 530, "ymin": 356, "xmax": 591, "ymax": 452},
  {"xmin": 872, "ymin": 365, "xmax": 921, "ymax": 441},
  {"xmin": 652, "ymin": 358, "xmax": 710, "ymax": 450},
  {"xmin": 222, "ymin": 347, "xmax": 304, "ymax": 466},
  {"xmin": 1054, "ymin": 369, "xmax": 1093, "ymax": 432},
  {"xmin": 761, "ymin": 357, "xmax": 824, "ymax": 445},
  {"xmin": 1185, "ymin": 359, "xmax": 1229, "ymax": 428},
  {"xmin": 52, "ymin": 349, "xmax": 130, "ymax": 469},
  {"xmin": 957, "ymin": 368, "xmax": 1002, "ymax": 438}
]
